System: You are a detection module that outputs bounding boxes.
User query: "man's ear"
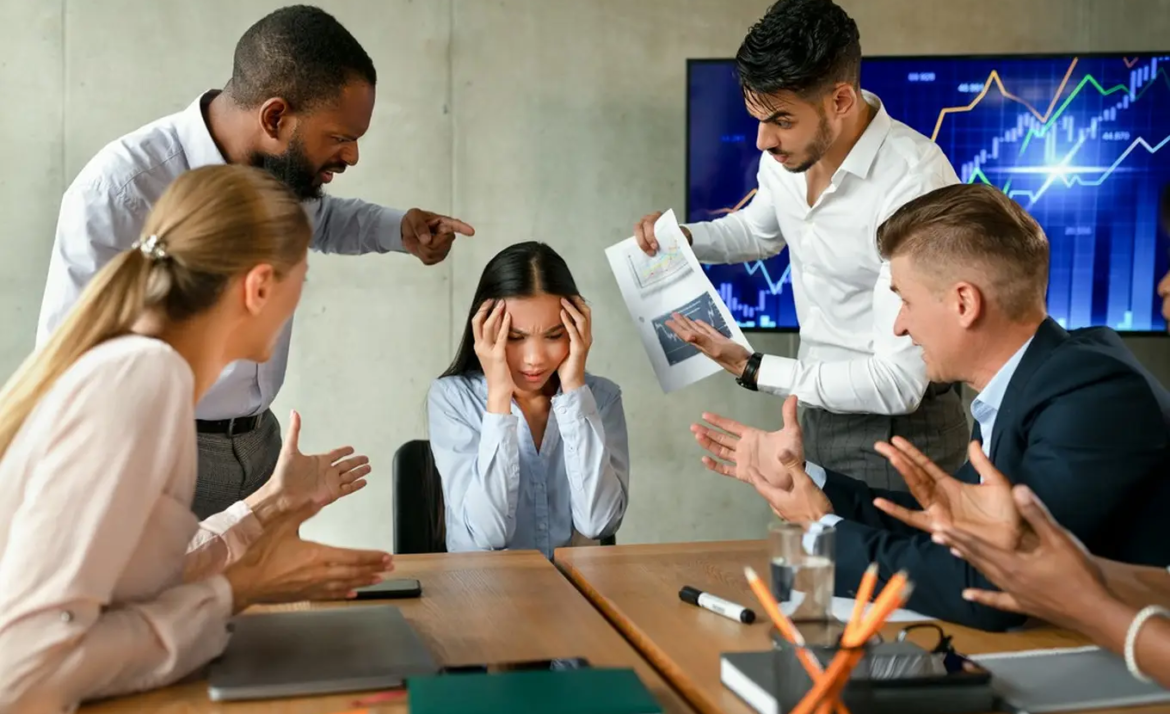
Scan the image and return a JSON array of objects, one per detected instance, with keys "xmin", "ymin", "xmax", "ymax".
[
  {"xmin": 828, "ymin": 82, "xmax": 858, "ymax": 118},
  {"xmin": 954, "ymin": 281, "xmax": 985, "ymax": 328},
  {"xmin": 257, "ymin": 98, "xmax": 293, "ymax": 141}
]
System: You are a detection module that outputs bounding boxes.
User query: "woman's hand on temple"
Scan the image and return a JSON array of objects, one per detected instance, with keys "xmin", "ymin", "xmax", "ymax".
[
  {"xmin": 473, "ymin": 300, "xmax": 515, "ymax": 412},
  {"xmin": 557, "ymin": 296, "xmax": 592, "ymax": 392}
]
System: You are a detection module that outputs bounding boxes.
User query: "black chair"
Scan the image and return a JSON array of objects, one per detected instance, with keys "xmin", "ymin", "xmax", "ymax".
[
  {"xmin": 392, "ymin": 439, "xmax": 616, "ymax": 552},
  {"xmin": 393, "ymin": 440, "xmax": 447, "ymax": 554}
]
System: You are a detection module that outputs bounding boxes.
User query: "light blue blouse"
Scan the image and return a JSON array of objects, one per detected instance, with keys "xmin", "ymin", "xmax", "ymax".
[{"xmin": 426, "ymin": 373, "xmax": 630, "ymax": 559}]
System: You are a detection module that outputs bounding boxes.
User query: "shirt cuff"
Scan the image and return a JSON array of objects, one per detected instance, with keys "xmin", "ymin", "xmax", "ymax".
[
  {"xmin": 551, "ymin": 384, "xmax": 598, "ymax": 419},
  {"xmin": 376, "ymin": 206, "xmax": 407, "ymax": 253},
  {"xmin": 197, "ymin": 500, "xmax": 263, "ymax": 548},
  {"xmin": 818, "ymin": 514, "xmax": 843, "ymax": 528},
  {"xmin": 481, "ymin": 411, "xmax": 518, "ymax": 440},
  {"xmin": 804, "ymin": 461, "xmax": 828, "ymax": 490},
  {"xmin": 758, "ymin": 354, "xmax": 797, "ymax": 395},
  {"xmin": 682, "ymin": 221, "xmax": 717, "ymax": 262}
]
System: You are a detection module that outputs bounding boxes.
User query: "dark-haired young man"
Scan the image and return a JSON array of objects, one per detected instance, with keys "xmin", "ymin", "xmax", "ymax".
[
  {"xmin": 38, "ymin": 5, "xmax": 474, "ymax": 518},
  {"xmin": 635, "ymin": 0, "xmax": 966, "ymax": 489}
]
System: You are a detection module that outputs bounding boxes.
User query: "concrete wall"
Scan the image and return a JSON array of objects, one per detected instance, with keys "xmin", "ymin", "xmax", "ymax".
[{"xmin": 2, "ymin": 0, "xmax": 1166, "ymax": 551}]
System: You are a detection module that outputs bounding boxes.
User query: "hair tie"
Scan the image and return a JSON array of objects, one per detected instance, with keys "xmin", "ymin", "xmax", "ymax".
[{"xmin": 131, "ymin": 234, "xmax": 169, "ymax": 262}]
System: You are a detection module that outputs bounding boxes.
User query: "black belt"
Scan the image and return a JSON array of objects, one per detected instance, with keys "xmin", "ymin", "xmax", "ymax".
[{"xmin": 196, "ymin": 414, "xmax": 263, "ymax": 435}]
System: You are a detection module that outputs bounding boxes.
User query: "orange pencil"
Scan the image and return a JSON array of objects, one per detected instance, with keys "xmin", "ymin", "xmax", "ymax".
[
  {"xmin": 843, "ymin": 563, "xmax": 878, "ymax": 639},
  {"xmin": 743, "ymin": 567, "xmax": 852, "ymax": 714},
  {"xmin": 790, "ymin": 577, "xmax": 913, "ymax": 714}
]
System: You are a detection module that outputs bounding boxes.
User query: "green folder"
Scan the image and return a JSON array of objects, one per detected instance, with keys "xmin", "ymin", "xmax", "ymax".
[{"xmin": 406, "ymin": 667, "xmax": 664, "ymax": 714}]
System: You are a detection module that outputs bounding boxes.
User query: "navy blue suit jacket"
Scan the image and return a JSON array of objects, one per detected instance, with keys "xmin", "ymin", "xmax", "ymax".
[{"xmin": 824, "ymin": 318, "xmax": 1170, "ymax": 631}]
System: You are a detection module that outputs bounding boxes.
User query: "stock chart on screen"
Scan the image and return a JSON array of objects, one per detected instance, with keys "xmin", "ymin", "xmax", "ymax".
[{"xmin": 687, "ymin": 54, "xmax": 1170, "ymax": 332}]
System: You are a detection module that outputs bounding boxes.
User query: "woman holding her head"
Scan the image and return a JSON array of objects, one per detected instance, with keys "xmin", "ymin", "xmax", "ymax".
[
  {"xmin": 0, "ymin": 166, "xmax": 391, "ymax": 712},
  {"xmin": 428, "ymin": 242, "xmax": 629, "ymax": 559}
]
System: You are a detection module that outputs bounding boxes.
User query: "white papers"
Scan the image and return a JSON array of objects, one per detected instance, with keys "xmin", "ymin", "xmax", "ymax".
[
  {"xmin": 829, "ymin": 596, "xmax": 930, "ymax": 623},
  {"xmin": 605, "ymin": 209, "xmax": 753, "ymax": 393},
  {"xmin": 781, "ymin": 592, "xmax": 930, "ymax": 623}
]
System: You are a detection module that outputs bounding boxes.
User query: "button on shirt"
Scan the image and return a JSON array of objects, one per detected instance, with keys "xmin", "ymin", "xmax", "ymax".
[
  {"xmin": 37, "ymin": 91, "xmax": 408, "ymax": 420},
  {"xmin": 427, "ymin": 374, "xmax": 630, "ymax": 559},
  {"xmin": 686, "ymin": 91, "xmax": 960, "ymax": 415}
]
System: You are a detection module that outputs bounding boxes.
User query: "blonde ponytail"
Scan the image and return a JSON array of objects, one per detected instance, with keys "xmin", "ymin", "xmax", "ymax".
[{"xmin": 0, "ymin": 164, "xmax": 310, "ymax": 462}]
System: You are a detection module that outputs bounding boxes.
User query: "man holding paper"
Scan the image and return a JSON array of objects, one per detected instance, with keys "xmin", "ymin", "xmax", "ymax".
[{"xmin": 634, "ymin": 0, "xmax": 966, "ymax": 489}]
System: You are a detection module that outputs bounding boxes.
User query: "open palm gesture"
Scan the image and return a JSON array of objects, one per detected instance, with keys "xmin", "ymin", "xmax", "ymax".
[{"xmin": 873, "ymin": 437, "xmax": 1022, "ymax": 550}]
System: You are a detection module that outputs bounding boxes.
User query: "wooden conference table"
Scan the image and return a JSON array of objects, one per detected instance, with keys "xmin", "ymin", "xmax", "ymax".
[
  {"xmin": 556, "ymin": 539, "xmax": 1166, "ymax": 714},
  {"xmin": 80, "ymin": 550, "xmax": 693, "ymax": 714}
]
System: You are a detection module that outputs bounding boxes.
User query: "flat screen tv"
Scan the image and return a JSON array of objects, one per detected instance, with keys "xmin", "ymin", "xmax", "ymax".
[{"xmin": 687, "ymin": 53, "xmax": 1170, "ymax": 333}]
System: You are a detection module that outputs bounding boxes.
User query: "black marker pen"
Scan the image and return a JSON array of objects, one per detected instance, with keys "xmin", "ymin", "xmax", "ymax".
[{"xmin": 679, "ymin": 585, "xmax": 756, "ymax": 623}]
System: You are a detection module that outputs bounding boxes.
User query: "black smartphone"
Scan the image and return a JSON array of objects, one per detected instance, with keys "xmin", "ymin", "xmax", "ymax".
[
  {"xmin": 352, "ymin": 578, "xmax": 422, "ymax": 600},
  {"xmin": 441, "ymin": 657, "xmax": 591, "ymax": 675}
]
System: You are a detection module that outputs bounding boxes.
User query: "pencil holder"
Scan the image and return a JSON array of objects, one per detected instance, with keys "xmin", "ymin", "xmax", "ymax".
[{"xmin": 771, "ymin": 630, "xmax": 875, "ymax": 713}]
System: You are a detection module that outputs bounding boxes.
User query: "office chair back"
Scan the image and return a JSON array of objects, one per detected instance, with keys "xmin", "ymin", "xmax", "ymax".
[{"xmin": 392, "ymin": 440, "xmax": 447, "ymax": 554}]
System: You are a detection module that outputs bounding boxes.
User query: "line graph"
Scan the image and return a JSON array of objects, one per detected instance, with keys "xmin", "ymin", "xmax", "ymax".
[
  {"xmin": 687, "ymin": 54, "xmax": 1170, "ymax": 332},
  {"xmin": 929, "ymin": 58, "xmax": 1078, "ymax": 141}
]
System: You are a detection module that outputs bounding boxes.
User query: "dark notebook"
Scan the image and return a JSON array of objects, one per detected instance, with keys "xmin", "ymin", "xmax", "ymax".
[
  {"xmin": 407, "ymin": 667, "xmax": 663, "ymax": 714},
  {"xmin": 721, "ymin": 642, "xmax": 998, "ymax": 714}
]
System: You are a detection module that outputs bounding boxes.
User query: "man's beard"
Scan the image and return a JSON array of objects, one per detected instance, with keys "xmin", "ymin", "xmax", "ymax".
[
  {"xmin": 777, "ymin": 114, "xmax": 834, "ymax": 174},
  {"xmin": 250, "ymin": 135, "xmax": 322, "ymax": 201}
]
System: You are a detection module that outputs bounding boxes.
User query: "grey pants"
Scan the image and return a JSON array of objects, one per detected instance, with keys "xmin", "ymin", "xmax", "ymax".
[
  {"xmin": 192, "ymin": 410, "xmax": 282, "ymax": 520},
  {"xmin": 801, "ymin": 384, "xmax": 969, "ymax": 492}
]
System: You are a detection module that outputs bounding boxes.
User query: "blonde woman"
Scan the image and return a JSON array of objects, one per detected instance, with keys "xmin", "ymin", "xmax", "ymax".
[{"xmin": 0, "ymin": 165, "xmax": 391, "ymax": 712}]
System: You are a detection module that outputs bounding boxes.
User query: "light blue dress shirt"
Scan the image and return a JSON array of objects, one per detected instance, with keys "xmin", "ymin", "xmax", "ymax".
[
  {"xmin": 969, "ymin": 336, "xmax": 1034, "ymax": 459},
  {"xmin": 37, "ymin": 91, "xmax": 406, "ymax": 420},
  {"xmin": 427, "ymin": 373, "xmax": 630, "ymax": 559}
]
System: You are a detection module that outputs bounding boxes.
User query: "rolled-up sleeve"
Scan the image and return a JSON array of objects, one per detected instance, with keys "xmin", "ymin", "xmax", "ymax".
[
  {"xmin": 427, "ymin": 379, "xmax": 521, "ymax": 551},
  {"xmin": 306, "ymin": 195, "xmax": 406, "ymax": 255},
  {"xmin": 552, "ymin": 383, "xmax": 630, "ymax": 540}
]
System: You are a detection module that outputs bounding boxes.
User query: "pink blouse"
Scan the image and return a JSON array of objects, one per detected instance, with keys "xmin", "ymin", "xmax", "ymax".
[{"xmin": 0, "ymin": 336, "xmax": 263, "ymax": 712}]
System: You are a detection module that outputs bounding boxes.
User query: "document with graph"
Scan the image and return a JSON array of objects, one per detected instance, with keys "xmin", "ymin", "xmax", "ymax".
[{"xmin": 605, "ymin": 209, "xmax": 753, "ymax": 393}]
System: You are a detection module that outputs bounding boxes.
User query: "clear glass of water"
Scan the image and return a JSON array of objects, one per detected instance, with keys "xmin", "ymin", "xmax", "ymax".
[{"xmin": 769, "ymin": 521, "xmax": 836, "ymax": 622}]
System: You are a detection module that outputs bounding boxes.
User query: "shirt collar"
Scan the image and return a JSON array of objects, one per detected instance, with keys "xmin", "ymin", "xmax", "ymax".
[
  {"xmin": 971, "ymin": 335, "xmax": 1035, "ymax": 424},
  {"xmin": 837, "ymin": 90, "xmax": 893, "ymax": 180},
  {"xmin": 174, "ymin": 91, "xmax": 228, "ymax": 169}
]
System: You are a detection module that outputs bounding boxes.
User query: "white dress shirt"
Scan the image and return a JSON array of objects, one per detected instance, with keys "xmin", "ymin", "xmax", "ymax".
[
  {"xmin": 37, "ymin": 91, "xmax": 408, "ymax": 420},
  {"xmin": 0, "ymin": 336, "xmax": 261, "ymax": 712},
  {"xmin": 686, "ymin": 91, "xmax": 960, "ymax": 415}
]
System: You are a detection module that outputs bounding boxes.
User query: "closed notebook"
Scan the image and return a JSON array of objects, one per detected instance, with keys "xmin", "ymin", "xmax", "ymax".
[
  {"xmin": 406, "ymin": 667, "xmax": 663, "ymax": 714},
  {"xmin": 972, "ymin": 645, "xmax": 1170, "ymax": 712}
]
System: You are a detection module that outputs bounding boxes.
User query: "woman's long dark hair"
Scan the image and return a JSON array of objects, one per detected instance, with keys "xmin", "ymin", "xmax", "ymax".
[{"xmin": 440, "ymin": 241, "xmax": 581, "ymax": 378}]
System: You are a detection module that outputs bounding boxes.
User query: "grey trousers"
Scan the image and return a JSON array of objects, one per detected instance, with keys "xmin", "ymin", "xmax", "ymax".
[
  {"xmin": 801, "ymin": 384, "xmax": 969, "ymax": 492},
  {"xmin": 192, "ymin": 410, "xmax": 282, "ymax": 520}
]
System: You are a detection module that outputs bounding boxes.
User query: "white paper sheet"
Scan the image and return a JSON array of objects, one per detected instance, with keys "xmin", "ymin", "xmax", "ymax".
[
  {"xmin": 605, "ymin": 209, "xmax": 753, "ymax": 393},
  {"xmin": 780, "ymin": 592, "xmax": 931, "ymax": 623}
]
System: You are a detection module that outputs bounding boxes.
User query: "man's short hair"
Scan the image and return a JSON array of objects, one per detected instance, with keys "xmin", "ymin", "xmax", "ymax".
[
  {"xmin": 735, "ymin": 0, "xmax": 861, "ymax": 107},
  {"xmin": 225, "ymin": 5, "xmax": 376, "ymax": 111},
  {"xmin": 877, "ymin": 184, "xmax": 1050, "ymax": 321}
]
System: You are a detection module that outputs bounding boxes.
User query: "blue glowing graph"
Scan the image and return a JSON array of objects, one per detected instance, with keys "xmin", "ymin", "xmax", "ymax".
[{"xmin": 687, "ymin": 54, "xmax": 1170, "ymax": 332}]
